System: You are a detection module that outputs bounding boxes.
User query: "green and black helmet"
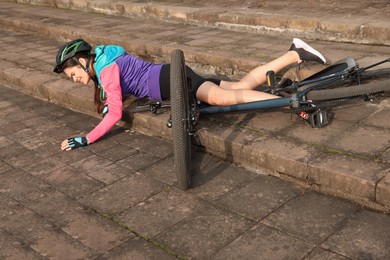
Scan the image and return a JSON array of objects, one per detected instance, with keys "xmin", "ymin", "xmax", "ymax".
[{"xmin": 53, "ymin": 39, "xmax": 92, "ymax": 73}]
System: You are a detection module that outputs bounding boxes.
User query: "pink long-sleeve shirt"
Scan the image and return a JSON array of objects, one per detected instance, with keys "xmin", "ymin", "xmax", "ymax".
[
  {"xmin": 85, "ymin": 54, "xmax": 163, "ymax": 144},
  {"xmin": 86, "ymin": 64, "xmax": 123, "ymax": 143}
]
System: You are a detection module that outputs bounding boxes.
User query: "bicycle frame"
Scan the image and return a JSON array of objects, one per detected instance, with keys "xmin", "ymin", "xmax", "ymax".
[{"xmin": 197, "ymin": 57, "xmax": 390, "ymax": 116}]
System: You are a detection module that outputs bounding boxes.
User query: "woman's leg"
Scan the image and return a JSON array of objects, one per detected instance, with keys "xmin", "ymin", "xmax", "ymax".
[
  {"xmin": 196, "ymin": 81, "xmax": 278, "ymax": 106},
  {"xmin": 196, "ymin": 51, "xmax": 298, "ymax": 105},
  {"xmin": 220, "ymin": 51, "xmax": 299, "ymax": 90},
  {"xmin": 196, "ymin": 38, "xmax": 326, "ymax": 106}
]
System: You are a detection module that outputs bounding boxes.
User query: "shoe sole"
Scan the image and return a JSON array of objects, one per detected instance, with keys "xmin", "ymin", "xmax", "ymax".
[{"xmin": 293, "ymin": 38, "xmax": 326, "ymax": 64}]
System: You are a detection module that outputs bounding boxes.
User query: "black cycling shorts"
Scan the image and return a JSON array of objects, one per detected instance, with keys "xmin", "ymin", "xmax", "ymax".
[{"xmin": 159, "ymin": 64, "xmax": 221, "ymax": 101}]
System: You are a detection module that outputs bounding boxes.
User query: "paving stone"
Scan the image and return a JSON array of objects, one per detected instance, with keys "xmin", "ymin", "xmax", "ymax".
[
  {"xmin": 196, "ymin": 122, "xmax": 262, "ymax": 163},
  {"xmin": 305, "ymin": 247, "xmax": 350, "ymax": 260},
  {"xmin": 118, "ymin": 188, "xmax": 204, "ymax": 238},
  {"xmin": 86, "ymin": 163, "xmax": 134, "ymax": 185},
  {"xmin": 0, "ymin": 229, "xmax": 44, "ymax": 260},
  {"xmin": 0, "ymin": 193, "xmax": 20, "ymax": 217},
  {"xmin": 51, "ymin": 145, "xmax": 94, "ymax": 164},
  {"xmin": 0, "ymin": 119, "xmax": 26, "ymax": 136},
  {"xmin": 332, "ymin": 102, "xmax": 380, "ymax": 122},
  {"xmin": 22, "ymin": 190, "xmax": 88, "ymax": 224},
  {"xmin": 44, "ymin": 165, "xmax": 105, "ymax": 198},
  {"xmin": 0, "ymin": 205, "xmax": 53, "ymax": 241},
  {"xmin": 138, "ymin": 156, "xmax": 176, "ymax": 186},
  {"xmin": 261, "ymin": 192, "xmax": 358, "ymax": 244},
  {"xmin": 0, "ymin": 142, "xmax": 27, "ymax": 160},
  {"xmin": 70, "ymin": 154, "xmax": 114, "ymax": 174},
  {"xmin": 44, "ymin": 126, "xmax": 79, "ymax": 143},
  {"xmin": 7, "ymin": 127, "xmax": 42, "ymax": 142},
  {"xmin": 191, "ymin": 150, "xmax": 225, "ymax": 173},
  {"xmin": 32, "ymin": 141, "xmax": 63, "ymax": 157},
  {"xmin": 376, "ymin": 171, "xmax": 390, "ymax": 208},
  {"xmin": 22, "ymin": 114, "xmax": 63, "ymax": 134},
  {"xmin": 121, "ymin": 132, "xmax": 173, "ymax": 159},
  {"xmin": 241, "ymin": 110, "xmax": 297, "ymax": 133},
  {"xmin": 328, "ymin": 125, "xmax": 390, "ymax": 156},
  {"xmin": 216, "ymin": 174, "xmax": 302, "ymax": 221},
  {"xmin": 189, "ymin": 160, "xmax": 258, "ymax": 201},
  {"xmin": 154, "ymin": 203, "xmax": 255, "ymax": 259},
  {"xmin": 284, "ymin": 119, "xmax": 354, "ymax": 145},
  {"xmin": 80, "ymin": 173, "xmax": 167, "ymax": 215},
  {"xmin": 5, "ymin": 107, "xmax": 40, "ymax": 122},
  {"xmin": 68, "ymin": 115, "xmax": 100, "ymax": 134},
  {"xmin": 363, "ymin": 108, "xmax": 390, "ymax": 129},
  {"xmin": 0, "ymin": 97, "xmax": 11, "ymax": 111},
  {"xmin": 27, "ymin": 228, "xmax": 98, "ymax": 259},
  {"xmin": 3, "ymin": 149, "xmax": 49, "ymax": 168},
  {"xmin": 308, "ymin": 154, "xmax": 385, "ymax": 201},
  {"xmin": 86, "ymin": 137, "xmax": 120, "ymax": 153},
  {"xmin": 96, "ymin": 144, "xmax": 138, "ymax": 162},
  {"xmin": 98, "ymin": 236, "xmax": 177, "ymax": 260},
  {"xmin": 102, "ymin": 128, "xmax": 135, "ymax": 143},
  {"xmin": 58, "ymin": 209, "xmax": 132, "ymax": 254},
  {"xmin": 379, "ymin": 149, "xmax": 390, "ymax": 163},
  {"xmin": 323, "ymin": 210, "xmax": 390, "ymax": 260},
  {"xmin": 23, "ymin": 156, "xmax": 67, "ymax": 177},
  {"xmin": 43, "ymin": 78, "xmax": 76, "ymax": 105},
  {"xmin": 244, "ymin": 135, "xmax": 321, "ymax": 180},
  {"xmin": 116, "ymin": 152, "xmax": 162, "ymax": 173},
  {"xmin": 0, "ymin": 160, "xmax": 12, "ymax": 173},
  {"xmin": 0, "ymin": 168, "xmax": 52, "ymax": 202},
  {"xmin": 213, "ymin": 223, "xmax": 314, "ymax": 260},
  {"xmin": 204, "ymin": 110, "xmax": 256, "ymax": 127},
  {"xmin": 57, "ymin": 109, "xmax": 100, "ymax": 126}
]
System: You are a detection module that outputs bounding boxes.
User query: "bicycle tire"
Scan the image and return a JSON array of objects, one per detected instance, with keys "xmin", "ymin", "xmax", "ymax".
[
  {"xmin": 306, "ymin": 79, "xmax": 390, "ymax": 101},
  {"xmin": 170, "ymin": 49, "xmax": 191, "ymax": 190}
]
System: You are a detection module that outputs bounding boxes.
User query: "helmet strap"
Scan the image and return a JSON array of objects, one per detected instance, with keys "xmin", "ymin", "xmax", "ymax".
[{"xmin": 72, "ymin": 55, "xmax": 91, "ymax": 73}]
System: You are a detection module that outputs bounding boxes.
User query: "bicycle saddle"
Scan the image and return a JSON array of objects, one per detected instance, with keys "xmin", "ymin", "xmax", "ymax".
[{"xmin": 304, "ymin": 57, "xmax": 356, "ymax": 81}]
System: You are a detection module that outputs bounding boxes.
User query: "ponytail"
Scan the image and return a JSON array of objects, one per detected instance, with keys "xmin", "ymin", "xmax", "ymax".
[{"xmin": 92, "ymin": 75, "xmax": 105, "ymax": 114}]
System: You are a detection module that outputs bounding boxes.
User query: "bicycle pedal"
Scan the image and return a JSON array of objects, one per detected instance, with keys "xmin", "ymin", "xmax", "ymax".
[{"xmin": 309, "ymin": 109, "xmax": 329, "ymax": 128}]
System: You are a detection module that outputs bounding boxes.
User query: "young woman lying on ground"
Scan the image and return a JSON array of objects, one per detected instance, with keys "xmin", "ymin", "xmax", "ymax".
[{"xmin": 53, "ymin": 38, "xmax": 326, "ymax": 151}]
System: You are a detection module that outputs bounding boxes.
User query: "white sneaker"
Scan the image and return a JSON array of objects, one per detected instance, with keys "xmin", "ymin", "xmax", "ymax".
[{"xmin": 289, "ymin": 38, "xmax": 326, "ymax": 64}]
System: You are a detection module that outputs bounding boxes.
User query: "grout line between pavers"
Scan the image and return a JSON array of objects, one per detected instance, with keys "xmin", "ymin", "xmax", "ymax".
[{"xmin": 94, "ymin": 205, "xmax": 185, "ymax": 259}]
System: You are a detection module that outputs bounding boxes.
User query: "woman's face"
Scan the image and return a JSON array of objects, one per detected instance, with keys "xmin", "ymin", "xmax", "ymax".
[{"xmin": 63, "ymin": 58, "xmax": 91, "ymax": 85}]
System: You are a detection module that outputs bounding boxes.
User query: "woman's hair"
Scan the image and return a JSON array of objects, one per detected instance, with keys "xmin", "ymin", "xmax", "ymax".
[{"xmin": 62, "ymin": 52, "xmax": 104, "ymax": 114}]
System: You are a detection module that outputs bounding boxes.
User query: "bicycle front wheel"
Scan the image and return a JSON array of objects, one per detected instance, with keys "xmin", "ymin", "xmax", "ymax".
[
  {"xmin": 306, "ymin": 79, "xmax": 390, "ymax": 101},
  {"xmin": 170, "ymin": 49, "xmax": 191, "ymax": 190}
]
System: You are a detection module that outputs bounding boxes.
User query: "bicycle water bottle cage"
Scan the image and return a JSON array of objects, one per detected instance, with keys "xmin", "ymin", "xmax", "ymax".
[
  {"xmin": 273, "ymin": 78, "xmax": 294, "ymax": 94},
  {"xmin": 309, "ymin": 109, "xmax": 329, "ymax": 128}
]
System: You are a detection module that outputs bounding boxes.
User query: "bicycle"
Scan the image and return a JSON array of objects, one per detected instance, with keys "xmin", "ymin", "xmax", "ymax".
[{"xmin": 164, "ymin": 49, "xmax": 390, "ymax": 190}]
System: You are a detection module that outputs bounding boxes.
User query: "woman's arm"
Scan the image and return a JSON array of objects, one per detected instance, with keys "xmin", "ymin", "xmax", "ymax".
[{"xmin": 86, "ymin": 64, "xmax": 123, "ymax": 143}]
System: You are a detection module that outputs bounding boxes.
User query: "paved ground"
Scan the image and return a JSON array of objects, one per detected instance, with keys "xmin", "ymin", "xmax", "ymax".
[
  {"xmin": 0, "ymin": 0, "xmax": 389, "ymax": 211},
  {"xmin": 0, "ymin": 0, "xmax": 389, "ymax": 258},
  {"xmin": 1, "ymin": 82, "xmax": 390, "ymax": 259}
]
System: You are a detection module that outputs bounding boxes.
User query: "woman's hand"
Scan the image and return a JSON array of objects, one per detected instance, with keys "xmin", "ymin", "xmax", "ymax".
[{"xmin": 61, "ymin": 136, "xmax": 89, "ymax": 151}]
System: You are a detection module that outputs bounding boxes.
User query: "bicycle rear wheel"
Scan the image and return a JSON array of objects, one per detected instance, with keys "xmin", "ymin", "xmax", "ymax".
[
  {"xmin": 170, "ymin": 49, "xmax": 192, "ymax": 190},
  {"xmin": 307, "ymin": 79, "xmax": 390, "ymax": 101}
]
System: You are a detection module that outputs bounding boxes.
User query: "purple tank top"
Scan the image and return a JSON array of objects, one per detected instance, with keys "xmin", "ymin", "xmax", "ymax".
[{"xmin": 115, "ymin": 54, "xmax": 163, "ymax": 100}]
